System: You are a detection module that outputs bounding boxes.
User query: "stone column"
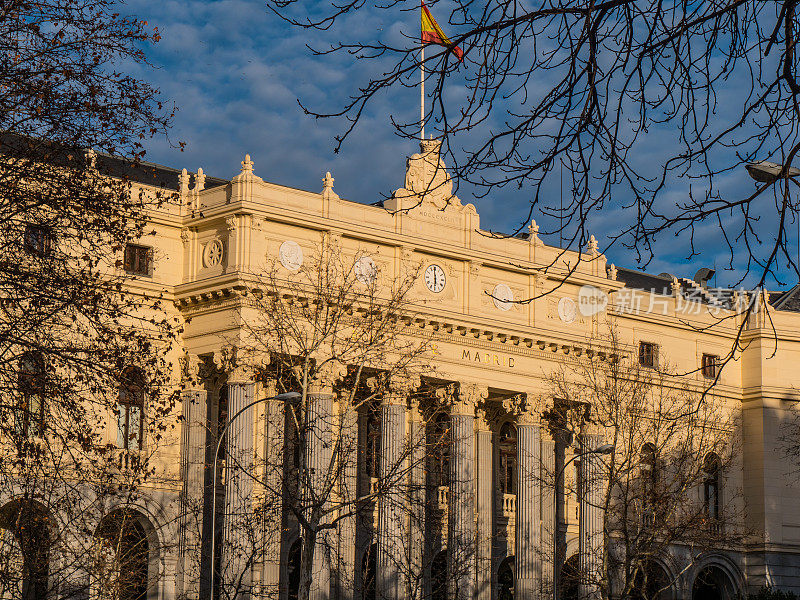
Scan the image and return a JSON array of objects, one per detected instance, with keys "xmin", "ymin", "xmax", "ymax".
[
  {"xmin": 515, "ymin": 415, "xmax": 542, "ymax": 600},
  {"xmin": 261, "ymin": 378, "xmax": 284, "ymax": 599},
  {"xmin": 541, "ymin": 435, "xmax": 556, "ymax": 600},
  {"xmin": 407, "ymin": 398, "xmax": 426, "ymax": 600},
  {"xmin": 475, "ymin": 401, "xmax": 493, "ymax": 600},
  {"xmin": 336, "ymin": 393, "xmax": 358, "ymax": 600},
  {"xmin": 579, "ymin": 434, "xmax": 605, "ymax": 600},
  {"xmin": 178, "ymin": 367, "xmax": 208, "ymax": 600},
  {"xmin": 221, "ymin": 367, "xmax": 256, "ymax": 600},
  {"xmin": 448, "ymin": 384, "xmax": 480, "ymax": 600},
  {"xmin": 377, "ymin": 382, "xmax": 409, "ymax": 600},
  {"xmin": 305, "ymin": 366, "xmax": 341, "ymax": 600}
]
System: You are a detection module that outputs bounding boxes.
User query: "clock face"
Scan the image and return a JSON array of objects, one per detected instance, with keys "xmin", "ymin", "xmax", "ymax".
[
  {"xmin": 558, "ymin": 297, "xmax": 577, "ymax": 323},
  {"xmin": 354, "ymin": 256, "xmax": 377, "ymax": 285},
  {"xmin": 424, "ymin": 264, "xmax": 446, "ymax": 293}
]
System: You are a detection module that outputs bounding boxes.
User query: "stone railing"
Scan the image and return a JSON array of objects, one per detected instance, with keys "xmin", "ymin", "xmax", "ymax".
[
  {"xmin": 502, "ymin": 493, "xmax": 516, "ymax": 517},
  {"xmin": 438, "ymin": 485, "xmax": 449, "ymax": 510}
]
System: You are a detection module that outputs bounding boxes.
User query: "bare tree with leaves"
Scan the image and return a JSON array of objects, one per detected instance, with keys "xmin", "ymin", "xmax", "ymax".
[
  {"xmin": 543, "ymin": 328, "xmax": 741, "ymax": 600},
  {"xmin": 0, "ymin": 0, "xmax": 181, "ymax": 598}
]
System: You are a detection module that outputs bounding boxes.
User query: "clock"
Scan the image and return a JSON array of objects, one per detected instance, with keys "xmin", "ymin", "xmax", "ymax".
[
  {"xmin": 279, "ymin": 240, "xmax": 303, "ymax": 272},
  {"xmin": 424, "ymin": 264, "xmax": 446, "ymax": 293},
  {"xmin": 492, "ymin": 283, "xmax": 514, "ymax": 311}
]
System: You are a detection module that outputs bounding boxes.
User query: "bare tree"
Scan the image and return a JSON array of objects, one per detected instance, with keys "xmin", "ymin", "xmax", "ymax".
[
  {"xmin": 212, "ymin": 237, "xmax": 449, "ymax": 600},
  {"xmin": 542, "ymin": 328, "xmax": 741, "ymax": 600},
  {"xmin": 267, "ymin": 0, "xmax": 800, "ymax": 288}
]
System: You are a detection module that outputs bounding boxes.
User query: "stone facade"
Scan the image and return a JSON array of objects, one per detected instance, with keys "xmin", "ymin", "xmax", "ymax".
[{"xmin": 14, "ymin": 140, "xmax": 800, "ymax": 600}]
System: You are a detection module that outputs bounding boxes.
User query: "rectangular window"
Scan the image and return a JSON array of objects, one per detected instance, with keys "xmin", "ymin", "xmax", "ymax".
[
  {"xmin": 117, "ymin": 402, "xmax": 142, "ymax": 451},
  {"xmin": 123, "ymin": 243, "xmax": 152, "ymax": 275},
  {"xmin": 17, "ymin": 352, "xmax": 45, "ymax": 438},
  {"xmin": 701, "ymin": 354, "xmax": 719, "ymax": 379},
  {"xmin": 24, "ymin": 224, "xmax": 52, "ymax": 257},
  {"xmin": 639, "ymin": 342, "xmax": 658, "ymax": 368}
]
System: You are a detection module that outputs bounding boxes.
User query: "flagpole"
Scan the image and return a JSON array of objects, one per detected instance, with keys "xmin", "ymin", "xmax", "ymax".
[{"xmin": 420, "ymin": 28, "xmax": 425, "ymax": 140}]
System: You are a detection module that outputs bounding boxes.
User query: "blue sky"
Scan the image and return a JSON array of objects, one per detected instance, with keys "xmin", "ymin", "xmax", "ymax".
[{"xmin": 127, "ymin": 0, "xmax": 795, "ymax": 290}]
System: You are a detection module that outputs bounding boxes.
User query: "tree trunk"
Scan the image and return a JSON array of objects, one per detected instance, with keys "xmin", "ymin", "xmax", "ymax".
[{"xmin": 298, "ymin": 523, "xmax": 317, "ymax": 600}]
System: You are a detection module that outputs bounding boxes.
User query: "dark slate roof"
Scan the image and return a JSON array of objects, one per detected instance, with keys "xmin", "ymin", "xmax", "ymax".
[
  {"xmin": 614, "ymin": 267, "xmax": 673, "ymax": 295},
  {"xmin": 95, "ymin": 153, "xmax": 228, "ymax": 190},
  {"xmin": 771, "ymin": 284, "xmax": 800, "ymax": 312}
]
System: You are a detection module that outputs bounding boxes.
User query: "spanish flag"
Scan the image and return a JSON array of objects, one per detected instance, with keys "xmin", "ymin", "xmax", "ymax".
[{"xmin": 421, "ymin": 2, "xmax": 464, "ymax": 61}]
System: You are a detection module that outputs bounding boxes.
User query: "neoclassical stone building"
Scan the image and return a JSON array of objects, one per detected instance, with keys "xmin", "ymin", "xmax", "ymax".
[{"xmin": 12, "ymin": 140, "xmax": 800, "ymax": 600}]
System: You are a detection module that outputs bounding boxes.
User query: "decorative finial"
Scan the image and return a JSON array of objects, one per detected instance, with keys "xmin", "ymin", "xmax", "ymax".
[
  {"xmin": 529, "ymin": 219, "xmax": 539, "ymax": 235},
  {"xmin": 671, "ymin": 276, "xmax": 680, "ymax": 296},
  {"xmin": 587, "ymin": 234, "xmax": 599, "ymax": 254},
  {"xmin": 608, "ymin": 264, "xmax": 618, "ymax": 280},
  {"xmin": 84, "ymin": 148, "xmax": 97, "ymax": 168},
  {"xmin": 179, "ymin": 168, "xmax": 190, "ymax": 196},
  {"xmin": 241, "ymin": 154, "xmax": 254, "ymax": 174},
  {"xmin": 195, "ymin": 167, "xmax": 206, "ymax": 192},
  {"xmin": 323, "ymin": 171, "xmax": 334, "ymax": 190}
]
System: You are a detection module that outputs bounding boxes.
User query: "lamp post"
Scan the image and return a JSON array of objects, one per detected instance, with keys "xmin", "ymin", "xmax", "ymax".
[
  {"xmin": 553, "ymin": 441, "xmax": 613, "ymax": 600},
  {"xmin": 208, "ymin": 390, "xmax": 301, "ymax": 600},
  {"xmin": 746, "ymin": 160, "xmax": 800, "ymax": 277}
]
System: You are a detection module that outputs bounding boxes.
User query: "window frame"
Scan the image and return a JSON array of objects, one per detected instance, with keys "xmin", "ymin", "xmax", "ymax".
[
  {"xmin": 123, "ymin": 243, "xmax": 152, "ymax": 276},
  {"xmin": 701, "ymin": 353, "xmax": 719, "ymax": 379},
  {"xmin": 23, "ymin": 224, "xmax": 52, "ymax": 257},
  {"xmin": 117, "ymin": 368, "xmax": 145, "ymax": 451},
  {"xmin": 639, "ymin": 341, "xmax": 658, "ymax": 368},
  {"xmin": 498, "ymin": 422, "xmax": 517, "ymax": 495},
  {"xmin": 703, "ymin": 453, "xmax": 721, "ymax": 520},
  {"xmin": 17, "ymin": 352, "xmax": 45, "ymax": 438}
]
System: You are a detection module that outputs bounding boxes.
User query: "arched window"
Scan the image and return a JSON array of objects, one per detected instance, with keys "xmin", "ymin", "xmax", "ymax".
[
  {"xmin": 0, "ymin": 499, "xmax": 51, "ymax": 600},
  {"xmin": 499, "ymin": 423, "xmax": 518, "ymax": 495},
  {"xmin": 641, "ymin": 443, "xmax": 658, "ymax": 507},
  {"xmin": 559, "ymin": 554, "xmax": 580, "ymax": 600},
  {"xmin": 632, "ymin": 561, "xmax": 671, "ymax": 600},
  {"xmin": 361, "ymin": 543, "xmax": 377, "ymax": 600},
  {"xmin": 703, "ymin": 453, "xmax": 721, "ymax": 521},
  {"xmin": 498, "ymin": 556, "xmax": 515, "ymax": 600},
  {"xmin": 365, "ymin": 412, "xmax": 381, "ymax": 479},
  {"xmin": 692, "ymin": 565, "xmax": 737, "ymax": 600},
  {"xmin": 118, "ymin": 368, "xmax": 144, "ymax": 450},
  {"xmin": 94, "ymin": 511, "xmax": 149, "ymax": 600},
  {"xmin": 429, "ymin": 413, "xmax": 450, "ymax": 488},
  {"xmin": 17, "ymin": 352, "xmax": 45, "ymax": 438}
]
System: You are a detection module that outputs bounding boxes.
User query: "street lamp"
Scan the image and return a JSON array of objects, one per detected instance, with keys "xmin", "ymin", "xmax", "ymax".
[
  {"xmin": 745, "ymin": 160, "xmax": 800, "ymax": 183},
  {"xmin": 746, "ymin": 160, "xmax": 800, "ymax": 276},
  {"xmin": 209, "ymin": 390, "xmax": 301, "ymax": 600}
]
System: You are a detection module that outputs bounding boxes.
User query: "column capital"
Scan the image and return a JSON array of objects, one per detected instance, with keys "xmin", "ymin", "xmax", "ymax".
[
  {"xmin": 179, "ymin": 352, "xmax": 204, "ymax": 388},
  {"xmin": 517, "ymin": 409, "xmax": 539, "ymax": 427},
  {"xmin": 454, "ymin": 382, "xmax": 488, "ymax": 416},
  {"xmin": 310, "ymin": 360, "xmax": 347, "ymax": 393}
]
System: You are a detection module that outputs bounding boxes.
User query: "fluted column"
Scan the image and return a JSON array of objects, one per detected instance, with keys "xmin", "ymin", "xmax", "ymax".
[
  {"xmin": 448, "ymin": 384, "xmax": 481, "ymax": 600},
  {"xmin": 305, "ymin": 382, "xmax": 333, "ymax": 600},
  {"xmin": 515, "ymin": 415, "xmax": 541, "ymax": 600},
  {"xmin": 377, "ymin": 382, "xmax": 409, "ymax": 600},
  {"xmin": 178, "ymin": 373, "xmax": 208, "ymax": 600},
  {"xmin": 475, "ymin": 403, "xmax": 493, "ymax": 600},
  {"xmin": 407, "ymin": 398, "xmax": 426, "ymax": 600},
  {"xmin": 541, "ymin": 435, "xmax": 556, "ymax": 600},
  {"xmin": 261, "ymin": 378, "xmax": 284, "ymax": 599},
  {"xmin": 222, "ymin": 367, "xmax": 255, "ymax": 600},
  {"xmin": 579, "ymin": 434, "xmax": 605, "ymax": 600},
  {"xmin": 337, "ymin": 396, "xmax": 358, "ymax": 600}
]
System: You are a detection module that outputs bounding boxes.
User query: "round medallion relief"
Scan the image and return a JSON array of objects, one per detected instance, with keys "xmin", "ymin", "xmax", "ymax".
[
  {"xmin": 354, "ymin": 256, "xmax": 378, "ymax": 285},
  {"xmin": 279, "ymin": 240, "xmax": 304, "ymax": 272},
  {"xmin": 558, "ymin": 297, "xmax": 577, "ymax": 323},
  {"xmin": 203, "ymin": 239, "xmax": 224, "ymax": 268},
  {"xmin": 492, "ymin": 283, "xmax": 514, "ymax": 311}
]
